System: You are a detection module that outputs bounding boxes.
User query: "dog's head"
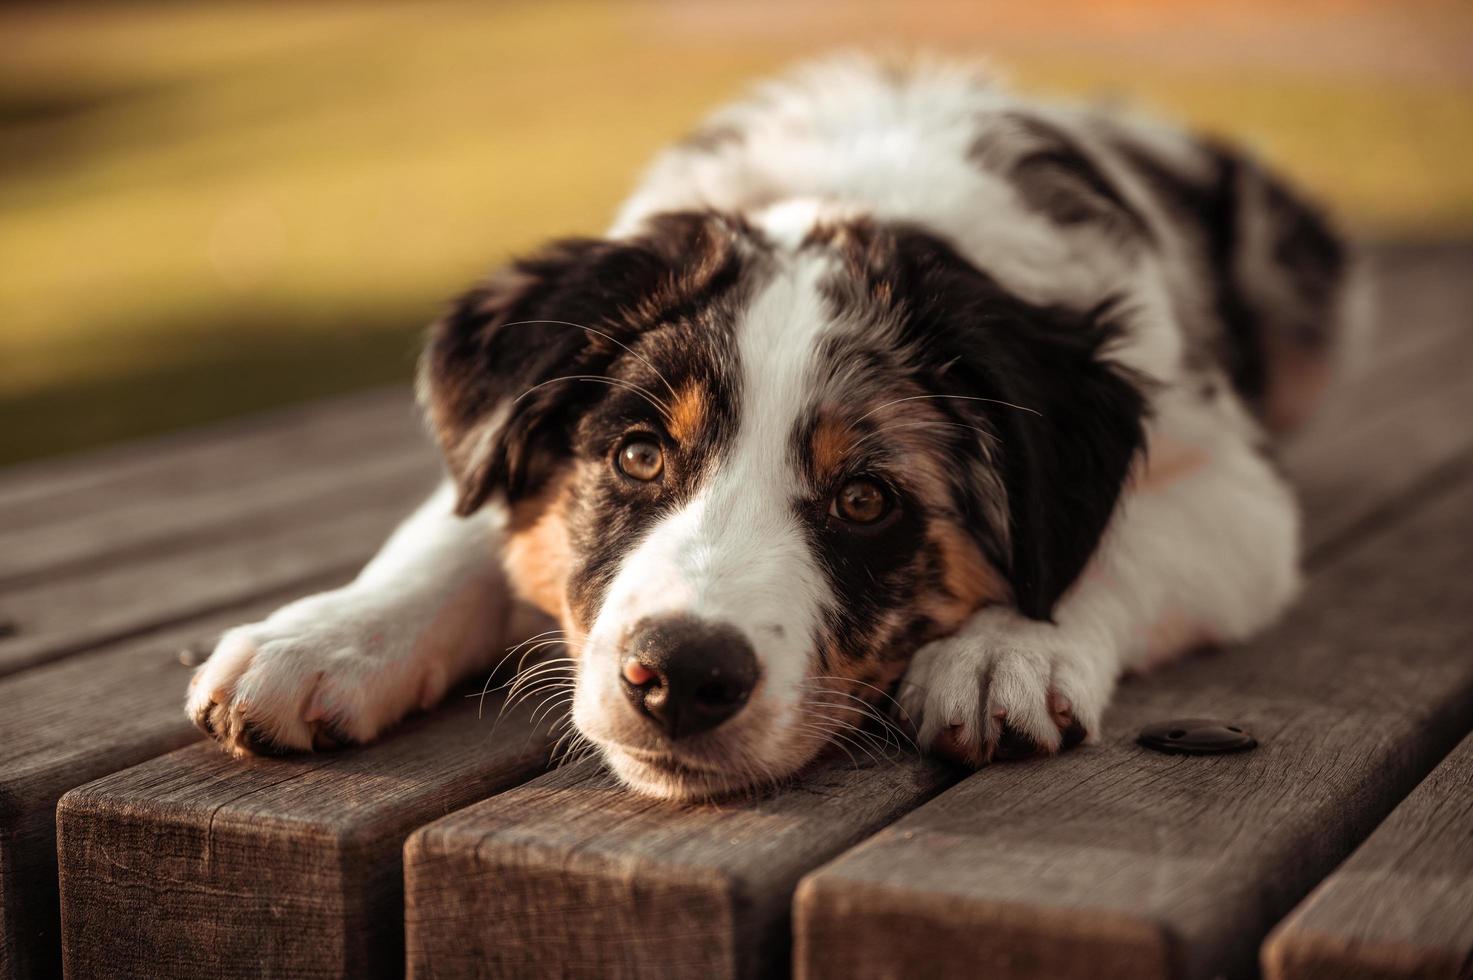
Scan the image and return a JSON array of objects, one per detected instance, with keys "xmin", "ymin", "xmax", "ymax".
[{"xmin": 419, "ymin": 208, "xmax": 1145, "ymax": 799}]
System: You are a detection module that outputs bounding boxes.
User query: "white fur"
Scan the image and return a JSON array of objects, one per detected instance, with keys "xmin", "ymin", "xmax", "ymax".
[
  {"xmin": 615, "ymin": 54, "xmax": 1183, "ymax": 381},
  {"xmin": 575, "ymin": 253, "xmax": 840, "ymax": 792},
  {"xmin": 187, "ymin": 482, "xmax": 512, "ymax": 752}
]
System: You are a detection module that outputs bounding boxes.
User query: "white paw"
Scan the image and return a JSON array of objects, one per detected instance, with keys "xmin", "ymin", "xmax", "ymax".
[
  {"xmin": 898, "ymin": 608, "xmax": 1116, "ymax": 766},
  {"xmin": 186, "ymin": 590, "xmax": 445, "ymax": 757}
]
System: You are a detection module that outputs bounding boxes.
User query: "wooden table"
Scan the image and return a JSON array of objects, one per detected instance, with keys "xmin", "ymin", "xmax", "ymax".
[{"xmin": 3, "ymin": 242, "xmax": 1471, "ymax": 980}]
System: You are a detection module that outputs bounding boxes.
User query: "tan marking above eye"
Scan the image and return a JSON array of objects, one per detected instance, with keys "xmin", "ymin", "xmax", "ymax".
[
  {"xmin": 831, "ymin": 478, "xmax": 890, "ymax": 524},
  {"xmin": 811, "ymin": 411, "xmax": 856, "ymax": 480},
  {"xmin": 667, "ymin": 384, "xmax": 708, "ymax": 444},
  {"xmin": 617, "ymin": 437, "xmax": 664, "ymax": 481}
]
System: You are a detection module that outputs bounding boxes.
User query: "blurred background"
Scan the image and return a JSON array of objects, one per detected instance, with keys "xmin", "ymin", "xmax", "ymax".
[{"xmin": 3, "ymin": 0, "xmax": 1470, "ymax": 466}]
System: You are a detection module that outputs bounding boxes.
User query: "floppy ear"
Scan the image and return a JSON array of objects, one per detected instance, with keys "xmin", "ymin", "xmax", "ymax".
[
  {"xmin": 894, "ymin": 231, "xmax": 1149, "ymax": 621},
  {"xmin": 968, "ymin": 303, "xmax": 1148, "ymax": 621},
  {"xmin": 418, "ymin": 213, "xmax": 745, "ymax": 515},
  {"xmin": 1110, "ymin": 134, "xmax": 1349, "ymax": 432},
  {"xmin": 417, "ymin": 238, "xmax": 606, "ymax": 515}
]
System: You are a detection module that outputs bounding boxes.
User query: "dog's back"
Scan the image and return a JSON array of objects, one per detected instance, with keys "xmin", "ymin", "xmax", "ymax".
[{"xmin": 616, "ymin": 53, "xmax": 1353, "ymax": 432}]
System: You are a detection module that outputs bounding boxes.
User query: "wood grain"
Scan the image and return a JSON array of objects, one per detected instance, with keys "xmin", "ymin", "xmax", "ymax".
[
  {"xmin": 56, "ymin": 690, "xmax": 556, "ymax": 980},
  {"xmin": 1262, "ymin": 730, "xmax": 1473, "ymax": 980},
  {"xmin": 404, "ymin": 753, "xmax": 960, "ymax": 980},
  {"xmin": 0, "ymin": 598, "xmax": 325, "ymax": 980},
  {"xmin": 0, "ymin": 434, "xmax": 427, "ymax": 591},
  {"xmin": 794, "ymin": 473, "xmax": 1473, "ymax": 980},
  {"xmin": 0, "ymin": 452, "xmax": 435, "ymax": 677},
  {"xmin": 1, "ymin": 591, "xmax": 550, "ymax": 980},
  {"xmin": 0, "ymin": 387, "xmax": 413, "ymax": 530}
]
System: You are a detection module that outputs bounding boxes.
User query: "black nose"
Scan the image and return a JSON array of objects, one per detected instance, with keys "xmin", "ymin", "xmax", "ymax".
[{"xmin": 620, "ymin": 615, "xmax": 759, "ymax": 739}]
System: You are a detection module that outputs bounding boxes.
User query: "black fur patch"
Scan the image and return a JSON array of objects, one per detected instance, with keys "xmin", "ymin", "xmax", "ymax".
[
  {"xmin": 1113, "ymin": 137, "xmax": 1346, "ymax": 409},
  {"xmin": 971, "ymin": 112, "xmax": 1151, "ymax": 239},
  {"xmin": 818, "ymin": 220, "xmax": 1150, "ymax": 621}
]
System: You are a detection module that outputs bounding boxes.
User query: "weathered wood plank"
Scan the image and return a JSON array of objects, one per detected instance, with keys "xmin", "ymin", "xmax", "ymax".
[
  {"xmin": 0, "ymin": 452, "xmax": 435, "ymax": 677},
  {"xmin": 793, "ymin": 470, "xmax": 1473, "ymax": 980},
  {"xmin": 56, "ymin": 685, "xmax": 555, "ymax": 980},
  {"xmin": 0, "ymin": 599, "xmax": 314, "ymax": 980},
  {"xmin": 403, "ymin": 754, "xmax": 958, "ymax": 980},
  {"xmin": 0, "ymin": 390, "xmax": 434, "ymax": 978},
  {"xmin": 1262, "ymin": 730, "xmax": 1473, "ymax": 980},
  {"xmin": 0, "ymin": 387, "xmax": 416, "ymax": 534},
  {"xmin": 0, "ymin": 431, "xmax": 427, "ymax": 590},
  {"xmin": 0, "ymin": 584, "xmax": 547, "ymax": 980}
]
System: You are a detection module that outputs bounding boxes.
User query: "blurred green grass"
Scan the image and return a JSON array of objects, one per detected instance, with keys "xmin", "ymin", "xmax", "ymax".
[{"xmin": 3, "ymin": 0, "xmax": 1471, "ymax": 465}]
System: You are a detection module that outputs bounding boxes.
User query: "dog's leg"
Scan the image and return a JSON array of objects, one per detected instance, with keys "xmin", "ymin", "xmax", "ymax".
[
  {"xmin": 899, "ymin": 412, "xmax": 1302, "ymax": 764},
  {"xmin": 187, "ymin": 480, "xmax": 515, "ymax": 756}
]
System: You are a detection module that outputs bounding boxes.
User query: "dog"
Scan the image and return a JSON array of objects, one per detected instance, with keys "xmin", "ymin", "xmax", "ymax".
[{"xmin": 187, "ymin": 55, "xmax": 1353, "ymax": 800}]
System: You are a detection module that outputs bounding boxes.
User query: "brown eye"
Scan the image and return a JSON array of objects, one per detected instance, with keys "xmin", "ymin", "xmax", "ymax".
[
  {"xmin": 830, "ymin": 478, "xmax": 891, "ymax": 525},
  {"xmin": 616, "ymin": 437, "xmax": 664, "ymax": 481}
]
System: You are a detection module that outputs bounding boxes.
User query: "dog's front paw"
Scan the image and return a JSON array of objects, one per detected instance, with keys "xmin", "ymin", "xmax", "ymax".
[
  {"xmin": 186, "ymin": 592, "xmax": 435, "ymax": 758},
  {"xmin": 898, "ymin": 608, "xmax": 1116, "ymax": 766}
]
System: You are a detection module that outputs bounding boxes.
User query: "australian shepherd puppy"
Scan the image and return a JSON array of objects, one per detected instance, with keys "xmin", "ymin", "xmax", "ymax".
[{"xmin": 188, "ymin": 55, "xmax": 1353, "ymax": 800}]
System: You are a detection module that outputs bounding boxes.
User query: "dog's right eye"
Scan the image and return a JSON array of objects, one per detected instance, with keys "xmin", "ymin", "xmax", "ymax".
[
  {"xmin": 830, "ymin": 477, "xmax": 892, "ymax": 525},
  {"xmin": 616, "ymin": 437, "xmax": 664, "ymax": 482}
]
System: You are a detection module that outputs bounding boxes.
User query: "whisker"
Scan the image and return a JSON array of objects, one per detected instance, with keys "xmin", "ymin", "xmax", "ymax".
[
  {"xmin": 846, "ymin": 393, "xmax": 1041, "ymax": 434},
  {"xmin": 501, "ymin": 320, "xmax": 680, "ymax": 404},
  {"xmin": 802, "ymin": 681, "xmax": 920, "ymax": 753},
  {"xmin": 503, "ymin": 664, "xmax": 577, "ymax": 706},
  {"xmin": 808, "ymin": 675, "xmax": 918, "ymax": 726},
  {"xmin": 806, "ymin": 723, "xmax": 885, "ymax": 769},
  {"xmin": 794, "ymin": 721, "xmax": 868, "ymax": 769},
  {"xmin": 809, "ymin": 695, "xmax": 917, "ymax": 750},
  {"xmin": 850, "ymin": 419, "xmax": 999, "ymax": 452},
  {"xmin": 483, "ymin": 646, "xmax": 574, "ymax": 700},
  {"xmin": 529, "ymin": 692, "xmax": 576, "ymax": 728},
  {"xmin": 549, "ymin": 728, "xmax": 577, "ymax": 760},
  {"xmin": 499, "ymin": 654, "xmax": 578, "ymax": 691},
  {"xmin": 495, "ymin": 675, "xmax": 574, "ymax": 728},
  {"xmin": 514, "ymin": 375, "xmax": 673, "ymax": 424},
  {"xmin": 809, "ymin": 699, "xmax": 914, "ymax": 753},
  {"xmin": 474, "ymin": 629, "xmax": 568, "ymax": 717},
  {"xmin": 493, "ymin": 627, "xmax": 569, "ymax": 668}
]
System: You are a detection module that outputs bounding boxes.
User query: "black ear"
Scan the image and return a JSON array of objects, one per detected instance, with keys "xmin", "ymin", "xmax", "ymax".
[
  {"xmin": 895, "ymin": 232, "xmax": 1149, "ymax": 621},
  {"xmin": 971, "ymin": 303, "xmax": 1148, "ymax": 621},
  {"xmin": 1110, "ymin": 134, "xmax": 1349, "ymax": 431},
  {"xmin": 419, "ymin": 238, "xmax": 602, "ymax": 515},
  {"xmin": 418, "ymin": 213, "xmax": 745, "ymax": 515}
]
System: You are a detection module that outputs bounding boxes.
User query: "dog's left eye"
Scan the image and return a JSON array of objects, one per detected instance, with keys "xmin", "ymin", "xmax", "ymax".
[
  {"xmin": 616, "ymin": 437, "xmax": 664, "ymax": 481},
  {"xmin": 830, "ymin": 478, "xmax": 891, "ymax": 525}
]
